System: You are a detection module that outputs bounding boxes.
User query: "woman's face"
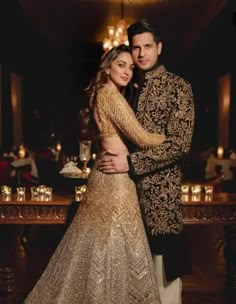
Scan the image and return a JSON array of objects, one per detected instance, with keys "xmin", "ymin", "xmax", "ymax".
[{"xmin": 106, "ymin": 52, "xmax": 134, "ymax": 89}]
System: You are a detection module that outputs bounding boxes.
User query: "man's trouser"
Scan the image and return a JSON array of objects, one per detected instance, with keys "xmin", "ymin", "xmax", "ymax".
[{"xmin": 153, "ymin": 255, "xmax": 182, "ymax": 304}]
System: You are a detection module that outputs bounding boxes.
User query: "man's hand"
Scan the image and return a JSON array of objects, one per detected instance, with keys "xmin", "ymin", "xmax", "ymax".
[{"xmin": 98, "ymin": 150, "xmax": 129, "ymax": 173}]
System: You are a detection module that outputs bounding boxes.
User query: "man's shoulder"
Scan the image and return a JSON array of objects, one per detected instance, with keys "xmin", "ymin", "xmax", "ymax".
[
  {"xmin": 164, "ymin": 69, "xmax": 191, "ymax": 87},
  {"xmin": 147, "ymin": 65, "xmax": 192, "ymax": 90}
]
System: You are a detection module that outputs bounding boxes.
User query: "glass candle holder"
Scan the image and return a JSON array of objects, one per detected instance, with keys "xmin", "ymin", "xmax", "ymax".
[
  {"xmin": 1, "ymin": 185, "xmax": 12, "ymax": 195},
  {"xmin": 17, "ymin": 187, "xmax": 26, "ymax": 201},
  {"xmin": 181, "ymin": 184, "xmax": 189, "ymax": 194},
  {"xmin": 31, "ymin": 186, "xmax": 39, "ymax": 200},
  {"xmin": 79, "ymin": 140, "xmax": 91, "ymax": 173},
  {"xmin": 1, "ymin": 185, "xmax": 12, "ymax": 200},
  {"xmin": 75, "ymin": 185, "xmax": 86, "ymax": 201},
  {"xmin": 204, "ymin": 185, "xmax": 213, "ymax": 195},
  {"xmin": 191, "ymin": 184, "xmax": 201, "ymax": 194},
  {"xmin": 37, "ymin": 185, "xmax": 46, "ymax": 200},
  {"xmin": 44, "ymin": 187, "xmax": 53, "ymax": 201}
]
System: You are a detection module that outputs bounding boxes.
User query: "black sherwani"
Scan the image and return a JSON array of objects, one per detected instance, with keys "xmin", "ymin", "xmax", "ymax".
[{"xmin": 128, "ymin": 65, "xmax": 195, "ymax": 281}]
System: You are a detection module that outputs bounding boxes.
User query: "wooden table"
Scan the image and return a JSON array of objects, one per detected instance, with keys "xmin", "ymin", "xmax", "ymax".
[
  {"xmin": 182, "ymin": 192, "xmax": 236, "ymax": 224},
  {"xmin": 0, "ymin": 192, "xmax": 236, "ymax": 298},
  {"xmin": 0, "ymin": 193, "xmax": 74, "ymax": 224},
  {"xmin": 181, "ymin": 192, "xmax": 236, "ymax": 296},
  {"xmin": 1, "ymin": 192, "xmax": 236, "ymax": 224}
]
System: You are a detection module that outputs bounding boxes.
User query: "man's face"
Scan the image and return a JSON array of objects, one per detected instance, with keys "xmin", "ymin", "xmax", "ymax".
[{"xmin": 131, "ymin": 32, "xmax": 162, "ymax": 71}]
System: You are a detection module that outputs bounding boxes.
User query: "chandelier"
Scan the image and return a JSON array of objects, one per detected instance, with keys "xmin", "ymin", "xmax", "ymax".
[{"xmin": 103, "ymin": 1, "xmax": 129, "ymax": 51}]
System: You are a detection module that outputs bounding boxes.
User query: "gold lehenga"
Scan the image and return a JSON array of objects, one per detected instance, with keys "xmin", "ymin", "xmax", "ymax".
[{"xmin": 24, "ymin": 85, "xmax": 164, "ymax": 304}]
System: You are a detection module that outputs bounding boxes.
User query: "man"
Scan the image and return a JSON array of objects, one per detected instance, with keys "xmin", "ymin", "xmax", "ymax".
[{"xmin": 99, "ymin": 19, "xmax": 194, "ymax": 304}]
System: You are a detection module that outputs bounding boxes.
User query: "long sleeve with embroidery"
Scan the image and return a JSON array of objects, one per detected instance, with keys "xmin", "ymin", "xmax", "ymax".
[
  {"xmin": 95, "ymin": 85, "xmax": 165, "ymax": 148},
  {"xmin": 129, "ymin": 78, "xmax": 195, "ymax": 176}
]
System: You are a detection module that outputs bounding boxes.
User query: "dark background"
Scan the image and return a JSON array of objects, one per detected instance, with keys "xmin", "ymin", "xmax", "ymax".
[{"xmin": 0, "ymin": 0, "xmax": 236, "ymax": 155}]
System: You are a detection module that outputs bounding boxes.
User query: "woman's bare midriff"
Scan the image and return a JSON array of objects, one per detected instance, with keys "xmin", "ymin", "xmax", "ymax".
[{"xmin": 99, "ymin": 135, "xmax": 128, "ymax": 155}]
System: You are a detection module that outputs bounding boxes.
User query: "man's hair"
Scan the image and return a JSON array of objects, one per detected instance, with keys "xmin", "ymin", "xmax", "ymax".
[{"xmin": 127, "ymin": 19, "xmax": 161, "ymax": 46}]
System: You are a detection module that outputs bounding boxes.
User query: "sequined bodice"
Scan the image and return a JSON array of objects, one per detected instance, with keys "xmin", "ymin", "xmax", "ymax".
[{"xmin": 94, "ymin": 84, "xmax": 165, "ymax": 148}]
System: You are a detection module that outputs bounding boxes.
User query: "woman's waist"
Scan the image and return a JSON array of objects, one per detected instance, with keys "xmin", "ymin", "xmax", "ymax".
[
  {"xmin": 89, "ymin": 162, "xmax": 133, "ymax": 184},
  {"xmin": 98, "ymin": 137, "xmax": 128, "ymax": 154}
]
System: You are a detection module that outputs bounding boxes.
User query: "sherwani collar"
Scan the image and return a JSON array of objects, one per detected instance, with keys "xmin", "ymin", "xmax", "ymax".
[
  {"xmin": 131, "ymin": 65, "xmax": 166, "ymax": 112},
  {"xmin": 145, "ymin": 64, "xmax": 166, "ymax": 80}
]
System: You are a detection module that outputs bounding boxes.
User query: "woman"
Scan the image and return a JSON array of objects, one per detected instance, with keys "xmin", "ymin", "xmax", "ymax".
[{"xmin": 24, "ymin": 45, "xmax": 165, "ymax": 304}]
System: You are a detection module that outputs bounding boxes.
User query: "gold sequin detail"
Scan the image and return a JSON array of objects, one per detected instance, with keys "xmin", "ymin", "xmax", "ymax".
[
  {"xmin": 24, "ymin": 164, "xmax": 161, "ymax": 303},
  {"xmin": 95, "ymin": 84, "xmax": 165, "ymax": 147}
]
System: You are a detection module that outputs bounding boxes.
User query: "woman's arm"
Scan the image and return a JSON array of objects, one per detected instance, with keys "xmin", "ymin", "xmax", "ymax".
[{"xmin": 97, "ymin": 88, "xmax": 166, "ymax": 148}]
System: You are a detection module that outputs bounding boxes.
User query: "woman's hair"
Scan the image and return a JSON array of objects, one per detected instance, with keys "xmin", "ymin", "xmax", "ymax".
[
  {"xmin": 127, "ymin": 19, "xmax": 161, "ymax": 46},
  {"xmin": 85, "ymin": 44, "xmax": 131, "ymax": 108}
]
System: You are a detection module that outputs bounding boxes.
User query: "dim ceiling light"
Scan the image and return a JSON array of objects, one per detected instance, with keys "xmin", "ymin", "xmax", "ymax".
[{"xmin": 103, "ymin": 1, "xmax": 129, "ymax": 51}]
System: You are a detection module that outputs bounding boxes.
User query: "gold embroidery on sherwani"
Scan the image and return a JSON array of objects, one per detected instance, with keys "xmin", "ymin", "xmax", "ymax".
[
  {"xmin": 130, "ymin": 65, "xmax": 195, "ymax": 235},
  {"xmin": 24, "ymin": 84, "xmax": 161, "ymax": 304}
]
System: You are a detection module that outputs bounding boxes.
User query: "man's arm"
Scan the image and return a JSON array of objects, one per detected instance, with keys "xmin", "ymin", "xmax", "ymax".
[
  {"xmin": 129, "ymin": 81, "xmax": 195, "ymax": 176},
  {"xmin": 99, "ymin": 81, "xmax": 194, "ymax": 175}
]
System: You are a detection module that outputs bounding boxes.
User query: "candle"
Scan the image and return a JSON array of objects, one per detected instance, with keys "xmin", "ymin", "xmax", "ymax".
[
  {"xmin": 56, "ymin": 141, "xmax": 62, "ymax": 152},
  {"xmin": 18, "ymin": 145, "xmax": 26, "ymax": 159},
  {"xmin": 91, "ymin": 153, "xmax": 96, "ymax": 160},
  {"xmin": 217, "ymin": 146, "xmax": 224, "ymax": 159}
]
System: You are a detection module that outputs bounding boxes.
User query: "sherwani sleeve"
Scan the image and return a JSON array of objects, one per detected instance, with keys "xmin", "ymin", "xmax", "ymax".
[
  {"xmin": 97, "ymin": 89, "xmax": 166, "ymax": 148},
  {"xmin": 129, "ymin": 82, "xmax": 195, "ymax": 176}
]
